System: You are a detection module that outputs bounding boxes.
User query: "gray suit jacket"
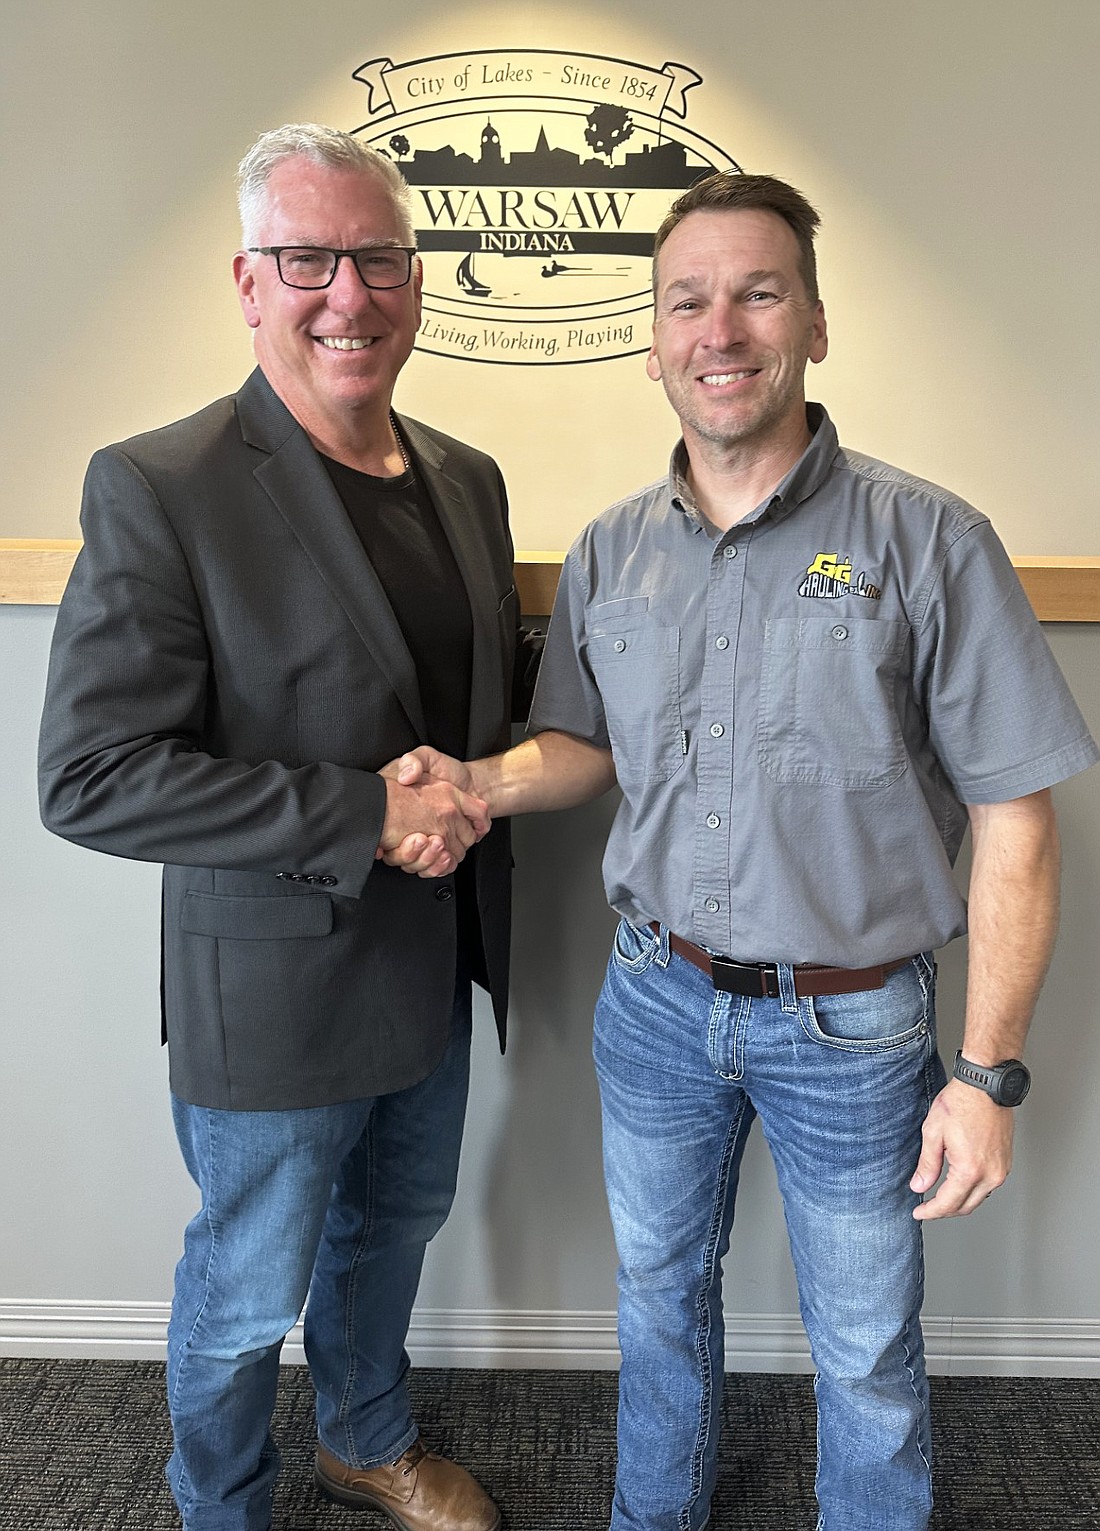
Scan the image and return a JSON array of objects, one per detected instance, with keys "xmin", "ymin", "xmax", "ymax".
[{"xmin": 39, "ymin": 369, "xmax": 535, "ymax": 1109}]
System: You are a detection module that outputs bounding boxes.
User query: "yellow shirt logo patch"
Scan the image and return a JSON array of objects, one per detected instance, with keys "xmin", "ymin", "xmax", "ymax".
[{"xmin": 799, "ymin": 552, "xmax": 881, "ymax": 601}]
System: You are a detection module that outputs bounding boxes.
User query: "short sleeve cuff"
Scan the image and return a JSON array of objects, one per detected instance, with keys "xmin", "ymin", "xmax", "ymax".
[{"xmin": 954, "ymin": 734, "xmax": 1100, "ymax": 805}]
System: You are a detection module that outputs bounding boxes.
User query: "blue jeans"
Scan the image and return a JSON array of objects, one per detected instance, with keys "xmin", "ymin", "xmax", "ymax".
[
  {"xmin": 165, "ymin": 985, "xmax": 472, "ymax": 1531},
  {"xmin": 593, "ymin": 920, "xmax": 946, "ymax": 1531}
]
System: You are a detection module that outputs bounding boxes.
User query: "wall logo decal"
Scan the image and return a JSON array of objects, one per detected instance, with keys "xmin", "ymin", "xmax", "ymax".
[{"xmin": 352, "ymin": 49, "xmax": 738, "ymax": 365}]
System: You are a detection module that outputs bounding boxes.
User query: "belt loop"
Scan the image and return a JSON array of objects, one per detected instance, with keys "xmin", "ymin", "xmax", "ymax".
[
  {"xmin": 655, "ymin": 922, "xmax": 671, "ymax": 968},
  {"xmin": 776, "ymin": 962, "xmax": 799, "ymax": 1013}
]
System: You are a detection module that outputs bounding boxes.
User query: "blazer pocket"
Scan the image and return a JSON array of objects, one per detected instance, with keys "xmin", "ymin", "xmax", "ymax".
[{"xmin": 181, "ymin": 891, "xmax": 334, "ymax": 940}]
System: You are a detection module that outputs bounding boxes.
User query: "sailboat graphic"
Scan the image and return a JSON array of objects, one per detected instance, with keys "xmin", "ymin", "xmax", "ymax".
[{"xmin": 456, "ymin": 253, "xmax": 491, "ymax": 297}]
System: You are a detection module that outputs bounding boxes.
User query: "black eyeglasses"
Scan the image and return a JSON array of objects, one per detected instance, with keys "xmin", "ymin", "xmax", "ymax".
[{"xmin": 248, "ymin": 246, "xmax": 417, "ymax": 290}]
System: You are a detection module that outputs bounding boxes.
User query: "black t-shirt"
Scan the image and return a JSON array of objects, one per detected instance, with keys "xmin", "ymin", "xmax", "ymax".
[
  {"xmin": 321, "ymin": 450, "xmax": 486, "ymax": 986},
  {"xmin": 322, "ymin": 455, "xmax": 473, "ymax": 758}
]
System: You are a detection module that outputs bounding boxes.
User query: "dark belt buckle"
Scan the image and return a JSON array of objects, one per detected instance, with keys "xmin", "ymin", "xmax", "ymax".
[{"xmin": 710, "ymin": 957, "xmax": 780, "ymax": 999}]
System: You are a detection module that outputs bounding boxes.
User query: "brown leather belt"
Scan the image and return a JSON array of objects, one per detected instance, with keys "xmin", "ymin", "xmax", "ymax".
[{"xmin": 651, "ymin": 924, "xmax": 910, "ymax": 999}]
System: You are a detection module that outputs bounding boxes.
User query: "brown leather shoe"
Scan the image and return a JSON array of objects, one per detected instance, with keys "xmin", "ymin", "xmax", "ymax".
[{"xmin": 314, "ymin": 1439, "xmax": 500, "ymax": 1531}]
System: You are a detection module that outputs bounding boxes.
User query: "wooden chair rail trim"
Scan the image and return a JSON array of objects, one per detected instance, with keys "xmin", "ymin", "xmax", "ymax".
[{"xmin": 3, "ymin": 541, "xmax": 1100, "ymax": 622}]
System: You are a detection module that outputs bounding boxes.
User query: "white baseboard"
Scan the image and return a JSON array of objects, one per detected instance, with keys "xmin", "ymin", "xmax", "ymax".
[{"xmin": 1, "ymin": 1301, "xmax": 1097, "ymax": 1377}]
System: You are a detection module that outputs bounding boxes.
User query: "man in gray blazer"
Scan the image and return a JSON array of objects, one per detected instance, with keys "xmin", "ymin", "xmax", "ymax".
[{"xmin": 38, "ymin": 124, "xmax": 536, "ymax": 1531}]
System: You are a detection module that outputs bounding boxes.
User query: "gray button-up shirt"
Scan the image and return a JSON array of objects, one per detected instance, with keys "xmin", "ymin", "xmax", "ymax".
[{"xmin": 528, "ymin": 406, "xmax": 1098, "ymax": 965}]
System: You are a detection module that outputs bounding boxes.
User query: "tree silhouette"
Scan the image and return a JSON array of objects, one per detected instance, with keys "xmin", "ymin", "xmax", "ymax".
[
  {"xmin": 389, "ymin": 133, "xmax": 411, "ymax": 160},
  {"xmin": 584, "ymin": 104, "xmax": 634, "ymax": 164}
]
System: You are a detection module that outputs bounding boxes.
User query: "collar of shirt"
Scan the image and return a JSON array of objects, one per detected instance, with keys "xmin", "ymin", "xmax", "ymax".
[{"xmin": 668, "ymin": 402, "xmax": 840, "ymax": 533}]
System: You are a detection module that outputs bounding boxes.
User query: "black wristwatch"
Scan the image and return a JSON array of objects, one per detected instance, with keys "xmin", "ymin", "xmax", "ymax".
[{"xmin": 952, "ymin": 1050, "xmax": 1031, "ymax": 1107}]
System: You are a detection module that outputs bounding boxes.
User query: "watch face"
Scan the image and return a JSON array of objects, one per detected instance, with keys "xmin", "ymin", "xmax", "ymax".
[{"xmin": 999, "ymin": 1064, "xmax": 1031, "ymax": 1106}]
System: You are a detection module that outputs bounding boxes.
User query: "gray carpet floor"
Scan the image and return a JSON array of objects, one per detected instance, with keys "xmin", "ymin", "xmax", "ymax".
[{"xmin": 1, "ymin": 1361, "xmax": 1098, "ymax": 1529}]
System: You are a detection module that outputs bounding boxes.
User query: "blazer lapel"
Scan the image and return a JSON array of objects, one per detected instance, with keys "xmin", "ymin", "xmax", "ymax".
[{"xmin": 237, "ymin": 370, "xmax": 427, "ymax": 740}]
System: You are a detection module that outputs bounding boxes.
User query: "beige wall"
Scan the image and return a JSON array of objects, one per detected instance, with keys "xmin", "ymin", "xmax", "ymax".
[
  {"xmin": 4, "ymin": 0, "xmax": 1099, "ymax": 552},
  {"xmin": 5, "ymin": 2, "xmax": 1100, "ymax": 1370}
]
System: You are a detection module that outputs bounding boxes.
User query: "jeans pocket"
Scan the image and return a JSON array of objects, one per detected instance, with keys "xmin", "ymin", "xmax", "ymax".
[
  {"xmin": 799, "ymin": 957, "xmax": 933, "ymax": 1052},
  {"xmin": 610, "ymin": 917, "xmax": 661, "ymax": 973}
]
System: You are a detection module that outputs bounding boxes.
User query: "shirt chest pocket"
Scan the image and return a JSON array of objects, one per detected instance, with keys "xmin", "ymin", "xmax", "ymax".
[
  {"xmin": 757, "ymin": 616, "xmax": 910, "ymax": 788},
  {"xmin": 587, "ymin": 618, "xmax": 686, "ymax": 787}
]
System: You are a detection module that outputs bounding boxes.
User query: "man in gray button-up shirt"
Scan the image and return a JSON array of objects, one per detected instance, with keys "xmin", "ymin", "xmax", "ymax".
[{"xmin": 385, "ymin": 173, "xmax": 1097, "ymax": 1531}]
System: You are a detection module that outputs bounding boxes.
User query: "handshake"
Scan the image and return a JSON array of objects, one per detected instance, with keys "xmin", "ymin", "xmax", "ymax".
[{"xmin": 376, "ymin": 746, "xmax": 489, "ymax": 879}]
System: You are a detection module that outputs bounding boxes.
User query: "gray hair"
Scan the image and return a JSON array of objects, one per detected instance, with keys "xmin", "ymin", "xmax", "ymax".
[{"xmin": 237, "ymin": 123, "xmax": 416, "ymax": 246}]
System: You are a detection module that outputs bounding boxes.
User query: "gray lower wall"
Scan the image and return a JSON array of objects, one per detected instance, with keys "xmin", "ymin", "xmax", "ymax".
[{"xmin": 4, "ymin": 605, "xmax": 1099, "ymax": 1374}]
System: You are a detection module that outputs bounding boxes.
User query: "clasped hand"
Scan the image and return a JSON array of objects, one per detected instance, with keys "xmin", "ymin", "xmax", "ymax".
[{"xmin": 377, "ymin": 747, "xmax": 483, "ymax": 877}]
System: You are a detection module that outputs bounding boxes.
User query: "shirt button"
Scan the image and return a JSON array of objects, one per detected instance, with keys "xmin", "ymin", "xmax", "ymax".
[
  {"xmin": 715, "ymin": 635, "xmax": 729, "ymax": 650},
  {"xmin": 709, "ymin": 722, "xmax": 725, "ymax": 738},
  {"xmin": 613, "ymin": 639, "xmax": 627, "ymax": 653},
  {"xmin": 704, "ymin": 898, "xmax": 721, "ymax": 913},
  {"xmin": 723, "ymin": 545, "xmax": 737, "ymax": 560},
  {"xmin": 706, "ymin": 813, "xmax": 721, "ymax": 829},
  {"xmin": 831, "ymin": 625, "xmax": 849, "ymax": 641},
  {"xmin": 435, "ymin": 885, "xmax": 454, "ymax": 902}
]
